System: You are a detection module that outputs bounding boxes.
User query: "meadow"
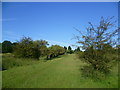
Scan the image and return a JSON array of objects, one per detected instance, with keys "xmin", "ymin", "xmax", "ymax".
[{"xmin": 2, "ymin": 53, "xmax": 118, "ymax": 88}]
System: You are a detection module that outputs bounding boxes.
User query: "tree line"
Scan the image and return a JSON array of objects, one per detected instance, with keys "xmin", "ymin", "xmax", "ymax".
[{"xmin": 0, "ymin": 37, "xmax": 81, "ymax": 60}]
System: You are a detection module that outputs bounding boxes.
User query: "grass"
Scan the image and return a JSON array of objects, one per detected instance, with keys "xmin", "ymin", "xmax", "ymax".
[
  {"xmin": 2, "ymin": 53, "xmax": 38, "ymax": 70},
  {"xmin": 2, "ymin": 54, "xmax": 118, "ymax": 88}
]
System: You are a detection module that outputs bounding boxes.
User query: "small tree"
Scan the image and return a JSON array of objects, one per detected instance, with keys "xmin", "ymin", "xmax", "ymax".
[{"xmin": 75, "ymin": 16, "xmax": 118, "ymax": 73}]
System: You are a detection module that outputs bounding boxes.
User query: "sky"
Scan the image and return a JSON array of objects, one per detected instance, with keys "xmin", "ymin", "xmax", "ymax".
[{"xmin": 2, "ymin": 2, "xmax": 118, "ymax": 49}]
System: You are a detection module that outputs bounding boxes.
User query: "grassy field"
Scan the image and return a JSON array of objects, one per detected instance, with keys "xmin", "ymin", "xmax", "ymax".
[{"xmin": 2, "ymin": 54, "xmax": 118, "ymax": 88}]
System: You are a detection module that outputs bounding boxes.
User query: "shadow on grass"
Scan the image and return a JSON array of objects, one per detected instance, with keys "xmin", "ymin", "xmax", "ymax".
[{"xmin": 43, "ymin": 55, "xmax": 62, "ymax": 62}]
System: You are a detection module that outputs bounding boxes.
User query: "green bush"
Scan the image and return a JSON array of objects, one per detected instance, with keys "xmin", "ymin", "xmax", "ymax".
[
  {"xmin": 81, "ymin": 65, "xmax": 106, "ymax": 80},
  {"xmin": 82, "ymin": 49, "xmax": 111, "ymax": 74},
  {"xmin": 47, "ymin": 45, "xmax": 65, "ymax": 59},
  {"xmin": 13, "ymin": 37, "xmax": 40, "ymax": 59}
]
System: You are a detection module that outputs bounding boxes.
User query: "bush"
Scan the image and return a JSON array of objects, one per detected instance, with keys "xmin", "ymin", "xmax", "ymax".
[
  {"xmin": 82, "ymin": 48, "xmax": 111, "ymax": 74},
  {"xmin": 81, "ymin": 65, "xmax": 106, "ymax": 80},
  {"xmin": 47, "ymin": 45, "xmax": 65, "ymax": 59},
  {"xmin": 13, "ymin": 37, "xmax": 40, "ymax": 59}
]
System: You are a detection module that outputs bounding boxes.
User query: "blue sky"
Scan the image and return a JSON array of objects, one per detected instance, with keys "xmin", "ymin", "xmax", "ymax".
[{"xmin": 2, "ymin": 2, "xmax": 118, "ymax": 49}]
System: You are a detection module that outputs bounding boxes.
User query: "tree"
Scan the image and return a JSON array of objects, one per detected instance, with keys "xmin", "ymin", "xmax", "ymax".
[
  {"xmin": 67, "ymin": 46, "xmax": 73, "ymax": 54},
  {"xmin": 74, "ymin": 47, "xmax": 81, "ymax": 52},
  {"xmin": 2, "ymin": 40, "xmax": 13, "ymax": 53},
  {"xmin": 64, "ymin": 46, "xmax": 67, "ymax": 54},
  {"xmin": 14, "ymin": 37, "xmax": 41, "ymax": 59},
  {"xmin": 47, "ymin": 45, "xmax": 65, "ymax": 59},
  {"xmin": 33, "ymin": 40, "xmax": 49, "ymax": 56},
  {"xmin": 75, "ymin": 16, "xmax": 118, "ymax": 73}
]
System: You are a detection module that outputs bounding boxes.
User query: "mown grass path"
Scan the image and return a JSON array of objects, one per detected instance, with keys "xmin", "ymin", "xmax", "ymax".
[{"xmin": 2, "ymin": 54, "xmax": 118, "ymax": 88}]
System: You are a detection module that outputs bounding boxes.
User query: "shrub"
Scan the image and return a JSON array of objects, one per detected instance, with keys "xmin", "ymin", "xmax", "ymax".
[
  {"xmin": 13, "ymin": 37, "xmax": 40, "ymax": 59},
  {"xmin": 81, "ymin": 65, "xmax": 106, "ymax": 80},
  {"xmin": 47, "ymin": 45, "xmax": 65, "ymax": 59},
  {"xmin": 82, "ymin": 48, "xmax": 111, "ymax": 73}
]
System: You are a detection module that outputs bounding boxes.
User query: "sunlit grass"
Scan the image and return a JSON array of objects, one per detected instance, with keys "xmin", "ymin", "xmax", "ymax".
[{"xmin": 2, "ymin": 54, "xmax": 118, "ymax": 88}]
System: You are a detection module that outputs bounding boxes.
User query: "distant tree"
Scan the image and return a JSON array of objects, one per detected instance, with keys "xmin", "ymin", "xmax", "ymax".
[
  {"xmin": 74, "ymin": 47, "xmax": 82, "ymax": 55},
  {"xmin": 75, "ymin": 16, "xmax": 118, "ymax": 73},
  {"xmin": 77, "ymin": 47, "xmax": 80, "ymax": 51},
  {"xmin": 2, "ymin": 40, "xmax": 13, "ymax": 53},
  {"xmin": 64, "ymin": 46, "xmax": 67, "ymax": 54},
  {"xmin": 47, "ymin": 45, "xmax": 65, "ymax": 59},
  {"xmin": 68, "ymin": 46, "xmax": 72, "ymax": 51},
  {"xmin": 67, "ymin": 46, "xmax": 73, "ymax": 54}
]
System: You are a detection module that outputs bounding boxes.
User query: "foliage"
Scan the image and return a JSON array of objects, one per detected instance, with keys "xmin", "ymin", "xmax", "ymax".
[
  {"xmin": 74, "ymin": 47, "xmax": 81, "ymax": 53},
  {"xmin": 81, "ymin": 65, "xmax": 106, "ymax": 80},
  {"xmin": 47, "ymin": 45, "xmax": 65, "ymax": 59},
  {"xmin": 67, "ymin": 46, "xmax": 73, "ymax": 54},
  {"xmin": 2, "ymin": 53, "xmax": 37, "ymax": 70},
  {"xmin": 82, "ymin": 49, "xmax": 111, "ymax": 73},
  {"xmin": 2, "ymin": 40, "xmax": 13, "ymax": 53},
  {"xmin": 33, "ymin": 40, "xmax": 49, "ymax": 56},
  {"xmin": 64, "ymin": 46, "xmax": 67, "ymax": 54},
  {"xmin": 13, "ymin": 37, "xmax": 41, "ymax": 59},
  {"xmin": 75, "ymin": 17, "xmax": 118, "ymax": 74}
]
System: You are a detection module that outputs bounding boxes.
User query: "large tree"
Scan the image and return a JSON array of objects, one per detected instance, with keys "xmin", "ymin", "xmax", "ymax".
[{"xmin": 75, "ymin": 16, "xmax": 118, "ymax": 73}]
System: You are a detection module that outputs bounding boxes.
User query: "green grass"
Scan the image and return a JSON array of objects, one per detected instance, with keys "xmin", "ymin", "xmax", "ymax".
[
  {"xmin": 2, "ymin": 54, "xmax": 118, "ymax": 88},
  {"xmin": 2, "ymin": 53, "xmax": 38, "ymax": 70}
]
